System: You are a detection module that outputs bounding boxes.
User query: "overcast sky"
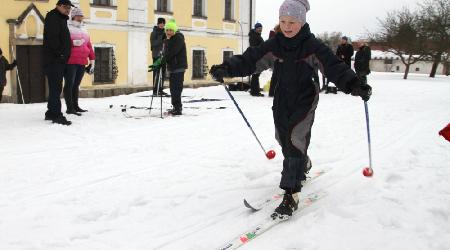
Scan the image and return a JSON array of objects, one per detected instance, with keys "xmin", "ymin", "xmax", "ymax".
[{"xmin": 256, "ymin": 0, "xmax": 422, "ymax": 40}]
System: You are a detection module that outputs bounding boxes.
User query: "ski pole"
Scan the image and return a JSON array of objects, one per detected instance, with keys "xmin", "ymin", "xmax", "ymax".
[
  {"xmin": 222, "ymin": 84, "xmax": 275, "ymax": 160},
  {"xmin": 362, "ymin": 101, "xmax": 374, "ymax": 177},
  {"xmin": 149, "ymin": 65, "xmax": 163, "ymax": 116},
  {"xmin": 10, "ymin": 45, "xmax": 25, "ymax": 104},
  {"xmin": 160, "ymin": 67, "xmax": 163, "ymax": 119}
]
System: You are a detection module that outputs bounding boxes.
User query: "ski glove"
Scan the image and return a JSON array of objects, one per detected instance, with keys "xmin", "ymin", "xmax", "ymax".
[
  {"xmin": 88, "ymin": 60, "xmax": 95, "ymax": 74},
  {"xmin": 350, "ymin": 78, "xmax": 372, "ymax": 101},
  {"xmin": 85, "ymin": 61, "xmax": 95, "ymax": 75},
  {"xmin": 210, "ymin": 64, "xmax": 230, "ymax": 83},
  {"xmin": 148, "ymin": 57, "xmax": 165, "ymax": 72}
]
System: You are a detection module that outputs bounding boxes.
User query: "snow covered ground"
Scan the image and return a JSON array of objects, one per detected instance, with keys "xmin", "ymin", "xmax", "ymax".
[{"xmin": 1, "ymin": 72, "xmax": 449, "ymax": 250}]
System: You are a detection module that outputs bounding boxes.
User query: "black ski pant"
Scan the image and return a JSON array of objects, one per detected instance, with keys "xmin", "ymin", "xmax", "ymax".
[
  {"xmin": 0, "ymin": 86, "xmax": 4, "ymax": 102},
  {"xmin": 153, "ymin": 57, "xmax": 165, "ymax": 94},
  {"xmin": 250, "ymin": 73, "xmax": 261, "ymax": 95},
  {"xmin": 269, "ymin": 63, "xmax": 279, "ymax": 97},
  {"xmin": 45, "ymin": 63, "xmax": 66, "ymax": 118},
  {"xmin": 169, "ymin": 71, "xmax": 184, "ymax": 111},
  {"xmin": 313, "ymin": 70, "xmax": 320, "ymax": 85},
  {"xmin": 344, "ymin": 59, "xmax": 352, "ymax": 67},
  {"xmin": 273, "ymin": 87, "xmax": 319, "ymax": 193},
  {"xmin": 64, "ymin": 64, "xmax": 85, "ymax": 111},
  {"xmin": 356, "ymin": 71, "xmax": 368, "ymax": 85}
]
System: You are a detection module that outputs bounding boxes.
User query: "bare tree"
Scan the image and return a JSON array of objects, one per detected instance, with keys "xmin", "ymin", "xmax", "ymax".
[
  {"xmin": 443, "ymin": 52, "xmax": 450, "ymax": 75},
  {"xmin": 316, "ymin": 31, "xmax": 342, "ymax": 53},
  {"xmin": 418, "ymin": 0, "xmax": 450, "ymax": 77},
  {"xmin": 373, "ymin": 8, "xmax": 428, "ymax": 79}
]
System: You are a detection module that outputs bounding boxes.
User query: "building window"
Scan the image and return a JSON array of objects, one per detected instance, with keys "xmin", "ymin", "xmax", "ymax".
[
  {"xmin": 193, "ymin": 50, "xmax": 207, "ymax": 79},
  {"xmin": 415, "ymin": 67, "xmax": 420, "ymax": 72},
  {"xmin": 223, "ymin": 51, "xmax": 233, "ymax": 61},
  {"xmin": 94, "ymin": 47, "xmax": 118, "ymax": 84},
  {"xmin": 93, "ymin": 0, "xmax": 112, "ymax": 6},
  {"xmin": 224, "ymin": 0, "xmax": 234, "ymax": 21},
  {"xmin": 396, "ymin": 65, "xmax": 400, "ymax": 71},
  {"xmin": 384, "ymin": 58, "xmax": 393, "ymax": 64},
  {"xmin": 157, "ymin": 0, "xmax": 170, "ymax": 13},
  {"xmin": 193, "ymin": 0, "xmax": 206, "ymax": 17}
]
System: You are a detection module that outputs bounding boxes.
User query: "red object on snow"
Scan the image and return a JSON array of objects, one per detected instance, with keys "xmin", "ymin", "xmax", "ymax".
[
  {"xmin": 439, "ymin": 123, "xmax": 450, "ymax": 142},
  {"xmin": 363, "ymin": 167, "xmax": 374, "ymax": 177},
  {"xmin": 265, "ymin": 150, "xmax": 276, "ymax": 160}
]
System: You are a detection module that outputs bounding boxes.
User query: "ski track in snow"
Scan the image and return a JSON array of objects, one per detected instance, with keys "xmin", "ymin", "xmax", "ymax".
[{"xmin": 0, "ymin": 72, "xmax": 449, "ymax": 250}]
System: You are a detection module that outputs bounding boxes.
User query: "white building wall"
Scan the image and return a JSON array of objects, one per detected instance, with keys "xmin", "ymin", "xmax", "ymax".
[
  {"xmin": 128, "ymin": 0, "xmax": 149, "ymax": 85},
  {"xmin": 238, "ymin": 0, "xmax": 252, "ymax": 54},
  {"xmin": 370, "ymin": 60, "xmax": 445, "ymax": 75}
]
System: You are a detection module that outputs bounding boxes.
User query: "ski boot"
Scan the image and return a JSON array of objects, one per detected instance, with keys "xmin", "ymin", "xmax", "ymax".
[
  {"xmin": 271, "ymin": 192, "xmax": 299, "ymax": 220},
  {"xmin": 305, "ymin": 156, "xmax": 312, "ymax": 174}
]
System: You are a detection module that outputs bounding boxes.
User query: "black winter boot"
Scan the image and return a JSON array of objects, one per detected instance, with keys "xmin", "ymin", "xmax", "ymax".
[
  {"xmin": 168, "ymin": 108, "xmax": 182, "ymax": 116},
  {"xmin": 66, "ymin": 109, "xmax": 82, "ymax": 116},
  {"xmin": 75, "ymin": 107, "xmax": 88, "ymax": 112},
  {"xmin": 271, "ymin": 192, "xmax": 299, "ymax": 220},
  {"xmin": 52, "ymin": 115, "xmax": 72, "ymax": 126}
]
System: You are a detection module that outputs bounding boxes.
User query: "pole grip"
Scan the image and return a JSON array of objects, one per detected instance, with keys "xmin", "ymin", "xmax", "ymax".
[{"xmin": 364, "ymin": 101, "xmax": 373, "ymax": 169}]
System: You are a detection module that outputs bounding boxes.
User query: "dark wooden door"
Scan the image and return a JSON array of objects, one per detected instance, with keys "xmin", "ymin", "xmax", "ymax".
[{"xmin": 16, "ymin": 45, "xmax": 46, "ymax": 103}]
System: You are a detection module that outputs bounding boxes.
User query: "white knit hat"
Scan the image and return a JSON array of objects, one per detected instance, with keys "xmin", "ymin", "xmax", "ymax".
[
  {"xmin": 279, "ymin": 0, "xmax": 310, "ymax": 23},
  {"xmin": 70, "ymin": 7, "xmax": 84, "ymax": 18}
]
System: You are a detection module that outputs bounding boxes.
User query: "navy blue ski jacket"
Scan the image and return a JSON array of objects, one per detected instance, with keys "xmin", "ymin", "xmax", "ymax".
[{"xmin": 224, "ymin": 23, "xmax": 358, "ymax": 108}]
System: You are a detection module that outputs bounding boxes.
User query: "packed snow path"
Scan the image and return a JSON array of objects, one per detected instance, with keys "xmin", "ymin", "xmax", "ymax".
[{"xmin": 1, "ymin": 72, "xmax": 449, "ymax": 250}]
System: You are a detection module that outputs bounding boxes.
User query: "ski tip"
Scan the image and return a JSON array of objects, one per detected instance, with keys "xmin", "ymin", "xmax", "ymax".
[{"xmin": 243, "ymin": 199, "xmax": 260, "ymax": 212}]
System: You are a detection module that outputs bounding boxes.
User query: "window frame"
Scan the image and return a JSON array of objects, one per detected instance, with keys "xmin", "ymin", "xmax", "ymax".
[
  {"xmin": 222, "ymin": 49, "xmax": 234, "ymax": 62},
  {"xmin": 93, "ymin": 46, "xmax": 116, "ymax": 84},
  {"xmin": 90, "ymin": 0, "xmax": 117, "ymax": 8},
  {"xmin": 192, "ymin": 0, "xmax": 207, "ymax": 19},
  {"xmin": 92, "ymin": 0, "xmax": 111, "ymax": 6},
  {"xmin": 192, "ymin": 49, "xmax": 207, "ymax": 80},
  {"xmin": 155, "ymin": 0, "xmax": 173, "ymax": 14},
  {"xmin": 223, "ymin": 0, "xmax": 235, "ymax": 22}
]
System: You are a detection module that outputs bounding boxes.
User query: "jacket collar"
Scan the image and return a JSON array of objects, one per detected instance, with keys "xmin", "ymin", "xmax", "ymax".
[
  {"xmin": 277, "ymin": 23, "xmax": 312, "ymax": 50},
  {"xmin": 52, "ymin": 8, "xmax": 69, "ymax": 20}
]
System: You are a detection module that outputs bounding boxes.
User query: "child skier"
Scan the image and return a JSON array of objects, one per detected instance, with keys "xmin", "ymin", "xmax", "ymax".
[
  {"xmin": 149, "ymin": 19, "xmax": 187, "ymax": 116},
  {"xmin": 210, "ymin": 0, "xmax": 372, "ymax": 219}
]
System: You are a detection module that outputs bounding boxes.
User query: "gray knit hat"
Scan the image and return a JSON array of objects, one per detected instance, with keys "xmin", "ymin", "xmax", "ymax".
[
  {"xmin": 279, "ymin": 0, "xmax": 310, "ymax": 23},
  {"xmin": 70, "ymin": 7, "xmax": 84, "ymax": 18}
]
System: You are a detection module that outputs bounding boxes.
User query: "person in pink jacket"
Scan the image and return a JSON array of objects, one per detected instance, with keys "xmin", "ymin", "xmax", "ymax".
[{"xmin": 64, "ymin": 7, "xmax": 95, "ymax": 115}]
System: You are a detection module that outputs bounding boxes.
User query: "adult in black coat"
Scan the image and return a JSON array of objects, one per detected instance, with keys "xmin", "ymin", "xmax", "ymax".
[
  {"xmin": 150, "ymin": 18, "xmax": 167, "ymax": 95},
  {"xmin": 163, "ymin": 20, "xmax": 187, "ymax": 115},
  {"xmin": 211, "ymin": 22, "xmax": 371, "ymax": 208},
  {"xmin": 0, "ymin": 48, "xmax": 17, "ymax": 103},
  {"xmin": 354, "ymin": 43, "xmax": 372, "ymax": 85},
  {"xmin": 248, "ymin": 23, "xmax": 264, "ymax": 96},
  {"xmin": 268, "ymin": 25, "xmax": 281, "ymax": 97},
  {"xmin": 43, "ymin": 0, "xmax": 74, "ymax": 125},
  {"xmin": 336, "ymin": 36, "xmax": 354, "ymax": 67}
]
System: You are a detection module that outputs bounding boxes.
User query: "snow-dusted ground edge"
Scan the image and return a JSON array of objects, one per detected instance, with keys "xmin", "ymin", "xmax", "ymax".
[{"xmin": 1, "ymin": 72, "xmax": 449, "ymax": 250}]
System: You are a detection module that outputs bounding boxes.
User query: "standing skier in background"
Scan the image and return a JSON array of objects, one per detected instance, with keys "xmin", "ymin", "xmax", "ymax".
[
  {"xmin": 248, "ymin": 22, "xmax": 265, "ymax": 97},
  {"xmin": 336, "ymin": 36, "xmax": 354, "ymax": 67},
  {"xmin": 150, "ymin": 17, "xmax": 168, "ymax": 96},
  {"xmin": 43, "ymin": 0, "xmax": 74, "ymax": 125},
  {"xmin": 0, "ymin": 48, "xmax": 17, "ymax": 103},
  {"xmin": 210, "ymin": 0, "xmax": 372, "ymax": 219},
  {"xmin": 64, "ymin": 7, "xmax": 95, "ymax": 115},
  {"xmin": 354, "ymin": 41, "xmax": 372, "ymax": 85},
  {"xmin": 149, "ymin": 19, "xmax": 187, "ymax": 116}
]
